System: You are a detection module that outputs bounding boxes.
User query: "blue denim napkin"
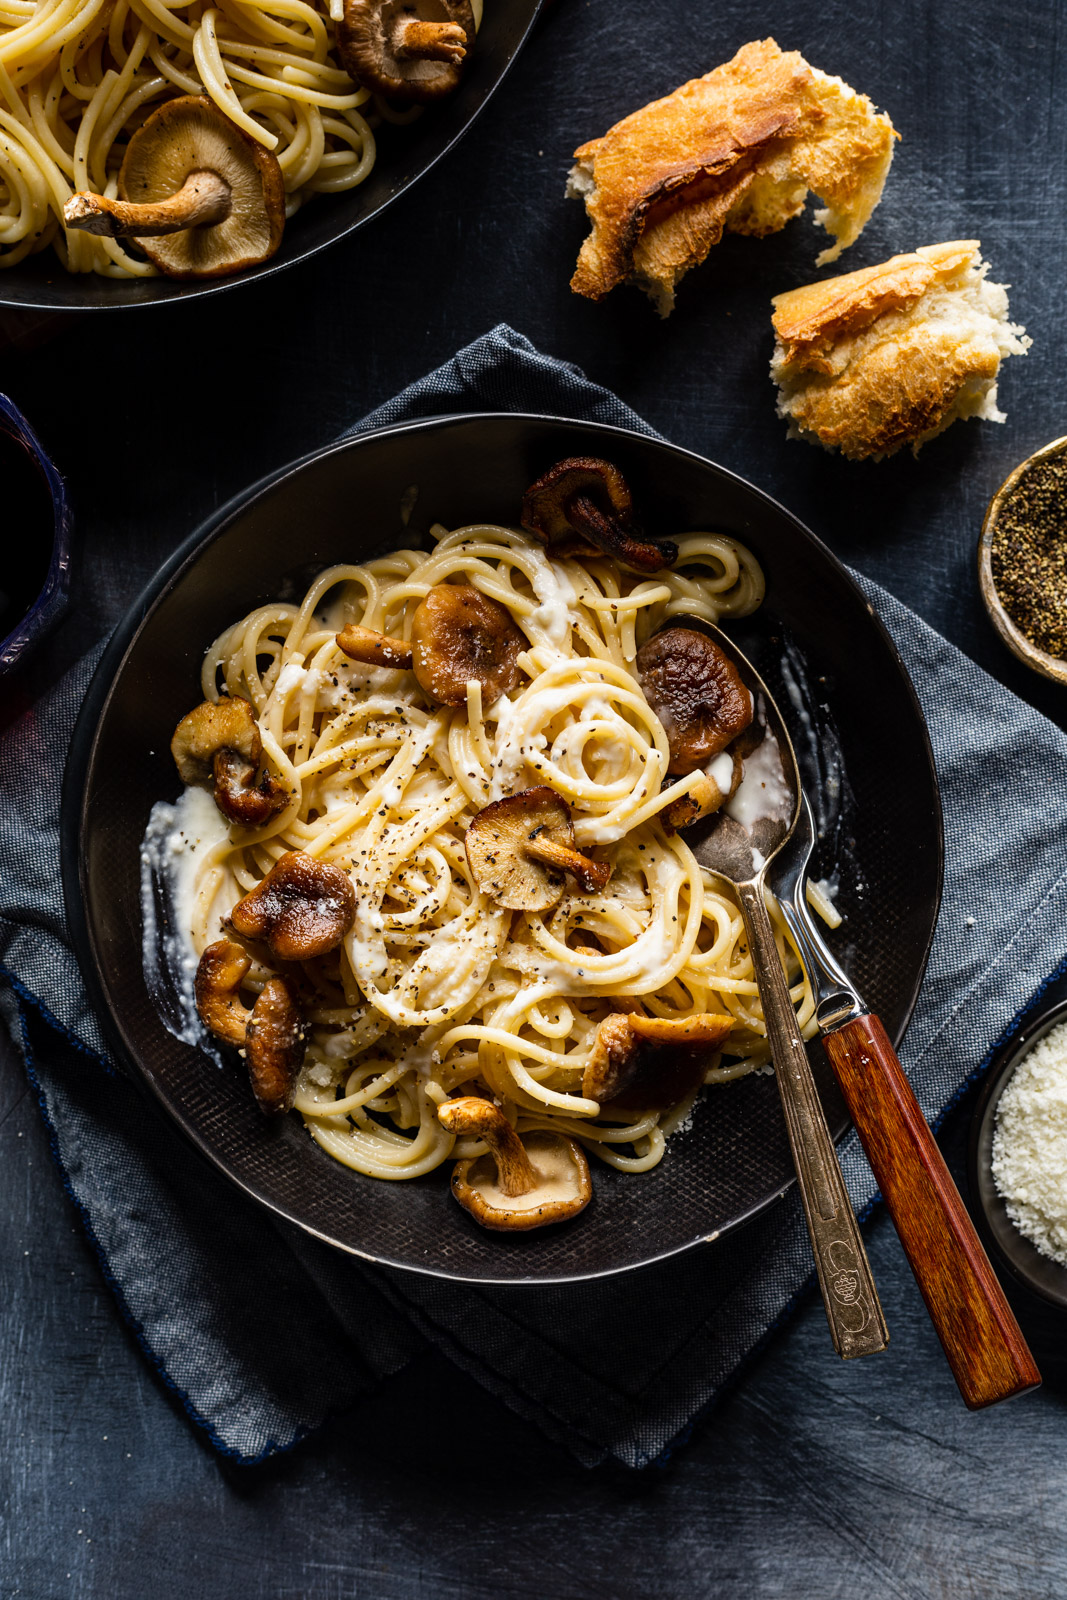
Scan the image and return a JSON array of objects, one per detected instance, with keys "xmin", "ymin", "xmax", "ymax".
[{"xmin": 3, "ymin": 326, "xmax": 1065, "ymax": 1470}]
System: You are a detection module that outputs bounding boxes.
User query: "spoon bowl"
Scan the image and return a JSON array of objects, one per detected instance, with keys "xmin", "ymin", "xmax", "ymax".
[
  {"xmin": 672, "ymin": 619, "xmax": 800, "ymax": 888},
  {"xmin": 668, "ymin": 618, "xmax": 888, "ymax": 1360}
]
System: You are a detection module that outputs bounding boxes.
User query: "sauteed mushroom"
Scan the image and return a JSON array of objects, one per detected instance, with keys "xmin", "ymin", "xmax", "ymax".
[
  {"xmin": 64, "ymin": 97, "xmax": 285, "ymax": 280},
  {"xmin": 464, "ymin": 788, "xmax": 611, "ymax": 911},
  {"xmin": 336, "ymin": 623, "xmax": 413, "ymax": 669},
  {"xmin": 662, "ymin": 751, "xmax": 743, "ymax": 831},
  {"xmin": 437, "ymin": 1097, "xmax": 592, "ymax": 1230},
  {"xmin": 193, "ymin": 938, "xmax": 253, "ymax": 1048},
  {"xmin": 244, "ymin": 980, "xmax": 307, "ymax": 1115},
  {"xmin": 170, "ymin": 696, "xmax": 287, "ymax": 825},
  {"xmin": 337, "ymin": 0, "xmax": 475, "ymax": 104},
  {"xmin": 637, "ymin": 628, "xmax": 753, "ymax": 775},
  {"xmin": 521, "ymin": 458, "xmax": 677, "ymax": 574},
  {"xmin": 410, "ymin": 584, "xmax": 524, "ymax": 706},
  {"xmin": 194, "ymin": 939, "xmax": 305, "ymax": 1115},
  {"xmin": 229, "ymin": 851, "xmax": 356, "ymax": 961},
  {"xmin": 584, "ymin": 1011, "xmax": 735, "ymax": 1109}
]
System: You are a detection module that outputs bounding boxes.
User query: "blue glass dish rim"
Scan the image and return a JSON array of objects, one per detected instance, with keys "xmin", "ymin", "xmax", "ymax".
[{"xmin": 0, "ymin": 392, "xmax": 73, "ymax": 676}]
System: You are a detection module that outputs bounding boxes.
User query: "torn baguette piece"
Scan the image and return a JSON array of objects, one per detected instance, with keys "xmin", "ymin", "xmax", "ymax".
[
  {"xmin": 770, "ymin": 241, "xmax": 1031, "ymax": 460},
  {"xmin": 567, "ymin": 37, "xmax": 896, "ymax": 316}
]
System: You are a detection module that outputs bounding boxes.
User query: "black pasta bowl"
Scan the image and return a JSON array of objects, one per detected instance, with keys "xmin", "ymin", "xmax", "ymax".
[
  {"xmin": 62, "ymin": 412, "xmax": 943, "ymax": 1282},
  {"xmin": 0, "ymin": 1, "xmax": 542, "ymax": 312}
]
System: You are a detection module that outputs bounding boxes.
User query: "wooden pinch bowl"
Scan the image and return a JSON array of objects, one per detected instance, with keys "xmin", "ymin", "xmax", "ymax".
[{"xmin": 978, "ymin": 435, "xmax": 1067, "ymax": 687}]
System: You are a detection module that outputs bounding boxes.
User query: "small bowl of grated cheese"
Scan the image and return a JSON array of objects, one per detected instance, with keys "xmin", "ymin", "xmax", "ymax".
[{"xmin": 970, "ymin": 1001, "xmax": 1067, "ymax": 1310}]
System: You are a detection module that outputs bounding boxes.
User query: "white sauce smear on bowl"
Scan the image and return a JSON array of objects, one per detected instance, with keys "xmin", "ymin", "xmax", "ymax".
[{"xmin": 140, "ymin": 786, "xmax": 230, "ymax": 1058}]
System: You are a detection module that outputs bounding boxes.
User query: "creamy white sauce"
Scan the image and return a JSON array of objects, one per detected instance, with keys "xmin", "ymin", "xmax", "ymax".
[
  {"xmin": 274, "ymin": 661, "xmax": 308, "ymax": 697},
  {"xmin": 576, "ymin": 814, "xmax": 630, "ymax": 846},
  {"xmin": 725, "ymin": 718, "xmax": 792, "ymax": 827},
  {"xmin": 580, "ymin": 692, "xmax": 616, "ymax": 723},
  {"xmin": 525, "ymin": 554, "xmax": 577, "ymax": 648},
  {"xmin": 779, "ymin": 655, "xmax": 811, "ymax": 734},
  {"xmin": 707, "ymin": 750, "xmax": 735, "ymax": 795},
  {"xmin": 351, "ymin": 920, "xmax": 390, "ymax": 981},
  {"xmin": 624, "ymin": 917, "xmax": 677, "ymax": 988},
  {"xmin": 140, "ymin": 786, "xmax": 231, "ymax": 1055},
  {"xmin": 487, "ymin": 693, "xmax": 548, "ymax": 801}
]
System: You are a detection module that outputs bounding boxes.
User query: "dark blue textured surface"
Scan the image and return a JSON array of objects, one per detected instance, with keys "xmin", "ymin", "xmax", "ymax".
[{"xmin": 4, "ymin": 0, "xmax": 1067, "ymax": 1592}]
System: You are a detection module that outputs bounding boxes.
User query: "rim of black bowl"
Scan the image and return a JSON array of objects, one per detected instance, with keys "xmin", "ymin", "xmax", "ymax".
[
  {"xmin": 0, "ymin": 394, "xmax": 74, "ymax": 673},
  {"xmin": 969, "ymin": 999, "xmax": 1067, "ymax": 1311},
  {"xmin": 0, "ymin": 0, "xmax": 543, "ymax": 312},
  {"xmin": 62, "ymin": 412, "xmax": 944, "ymax": 1283}
]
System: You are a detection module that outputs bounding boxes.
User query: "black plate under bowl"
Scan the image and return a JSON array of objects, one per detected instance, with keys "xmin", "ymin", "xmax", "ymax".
[
  {"xmin": 62, "ymin": 413, "xmax": 943, "ymax": 1282},
  {"xmin": 969, "ymin": 997, "xmax": 1067, "ymax": 1311},
  {"xmin": 1, "ymin": 1, "xmax": 541, "ymax": 312}
]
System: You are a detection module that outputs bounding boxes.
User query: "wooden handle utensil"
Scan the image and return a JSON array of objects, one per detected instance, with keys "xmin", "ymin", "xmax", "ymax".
[
  {"xmin": 667, "ymin": 618, "xmax": 890, "ymax": 1362},
  {"xmin": 738, "ymin": 883, "xmax": 889, "ymax": 1360},
  {"xmin": 822, "ymin": 1013, "xmax": 1041, "ymax": 1407}
]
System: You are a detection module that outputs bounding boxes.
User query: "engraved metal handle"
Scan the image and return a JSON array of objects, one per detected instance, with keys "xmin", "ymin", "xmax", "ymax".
[{"xmin": 737, "ymin": 879, "xmax": 889, "ymax": 1360}]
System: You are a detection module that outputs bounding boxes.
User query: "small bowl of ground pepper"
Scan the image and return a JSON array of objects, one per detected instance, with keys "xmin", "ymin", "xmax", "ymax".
[{"xmin": 979, "ymin": 435, "xmax": 1067, "ymax": 685}]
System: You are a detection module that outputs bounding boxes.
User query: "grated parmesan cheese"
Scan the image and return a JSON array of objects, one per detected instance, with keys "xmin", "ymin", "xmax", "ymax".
[{"xmin": 991, "ymin": 1019, "xmax": 1067, "ymax": 1266}]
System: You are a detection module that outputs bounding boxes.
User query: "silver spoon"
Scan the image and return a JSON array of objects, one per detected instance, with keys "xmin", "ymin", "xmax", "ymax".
[{"xmin": 671, "ymin": 620, "xmax": 888, "ymax": 1361}]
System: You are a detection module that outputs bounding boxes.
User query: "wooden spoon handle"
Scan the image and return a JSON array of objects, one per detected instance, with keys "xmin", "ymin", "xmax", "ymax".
[{"xmin": 822, "ymin": 1013, "xmax": 1041, "ymax": 1408}]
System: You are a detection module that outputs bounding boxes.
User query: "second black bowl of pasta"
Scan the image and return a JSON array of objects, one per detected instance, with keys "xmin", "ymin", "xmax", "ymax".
[
  {"xmin": 0, "ymin": 0, "xmax": 541, "ymax": 309},
  {"xmin": 63, "ymin": 412, "xmax": 942, "ymax": 1281}
]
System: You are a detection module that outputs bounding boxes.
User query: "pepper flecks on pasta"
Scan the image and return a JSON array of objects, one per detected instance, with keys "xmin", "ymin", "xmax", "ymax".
[{"xmin": 173, "ymin": 520, "xmax": 816, "ymax": 1180}]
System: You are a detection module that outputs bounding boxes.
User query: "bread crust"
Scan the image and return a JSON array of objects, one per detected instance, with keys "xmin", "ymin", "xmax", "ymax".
[
  {"xmin": 783, "ymin": 327, "xmax": 1000, "ymax": 459},
  {"xmin": 569, "ymin": 38, "xmax": 895, "ymax": 313},
  {"xmin": 769, "ymin": 242, "xmax": 1026, "ymax": 460},
  {"xmin": 771, "ymin": 241, "xmax": 979, "ymax": 372}
]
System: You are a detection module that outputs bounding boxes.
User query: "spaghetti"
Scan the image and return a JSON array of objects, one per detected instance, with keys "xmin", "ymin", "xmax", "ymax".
[
  {"xmin": 0, "ymin": 0, "xmax": 481, "ymax": 275},
  {"xmin": 163, "ymin": 520, "xmax": 819, "ymax": 1183}
]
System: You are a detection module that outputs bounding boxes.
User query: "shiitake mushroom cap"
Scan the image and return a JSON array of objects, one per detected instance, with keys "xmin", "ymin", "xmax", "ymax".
[{"xmin": 637, "ymin": 627, "xmax": 754, "ymax": 775}]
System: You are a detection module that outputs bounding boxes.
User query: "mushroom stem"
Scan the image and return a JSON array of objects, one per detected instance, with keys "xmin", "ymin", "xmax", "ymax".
[
  {"xmin": 663, "ymin": 763, "xmax": 737, "ymax": 831},
  {"xmin": 524, "ymin": 836, "xmax": 611, "ymax": 894},
  {"xmin": 568, "ymin": 494, "xmax": 614, "ymax": 543},
  {"xmin": 521, "ymin": 458, "xmax": 678, "ymax": 574},
  {"xmin": 437, "ymin": 1098, "xmax": 539, "ymax": 1197},
  {"xmin": 568, "ymin": 493, "xmax": 676, "ymax": 574},
  {"xmin": 393, "ymin": 17, "xmax": 467, "ymax": 60},
  {"xmin": 64, "ymin": 170, "xmax": 233, "ymax": 238},
  {"xmin": 336, "ymin": 623, "xmax": 413, "ymax": 669}
]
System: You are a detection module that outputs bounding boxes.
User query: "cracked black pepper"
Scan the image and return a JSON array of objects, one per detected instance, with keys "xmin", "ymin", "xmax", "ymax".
[{"xmin": 990, "ymin": 454, "xmax": 1067, "ymax": 657}]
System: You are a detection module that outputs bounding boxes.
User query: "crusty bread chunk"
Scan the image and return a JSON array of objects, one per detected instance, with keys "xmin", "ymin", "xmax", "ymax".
[
  {"xmin": 770, "ymin": 241, "xmax": 1031, "ymax": 460},
  {"xmin": 567, "ymin": 38, "xmax": 896, "ymax": 316}
]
